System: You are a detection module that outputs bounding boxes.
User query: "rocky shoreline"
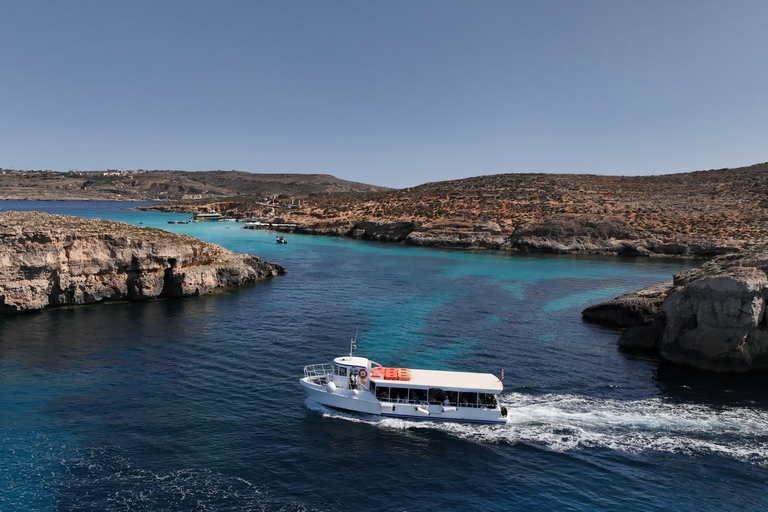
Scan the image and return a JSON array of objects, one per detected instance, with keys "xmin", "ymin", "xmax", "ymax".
[
  {"xmin": 583, "ymin": 248, "xmax": 768, "ymax": 372},
  {"xmin": 340, "ymin": 215, "xmax": 747, "ymax": 257},
  {"xmin": 0, "ymin": 211, "xmax": 286, "ymax": 314},
  {"xmin": 144, "ymin": 203, "xmax": 749, "ymax": 258}
]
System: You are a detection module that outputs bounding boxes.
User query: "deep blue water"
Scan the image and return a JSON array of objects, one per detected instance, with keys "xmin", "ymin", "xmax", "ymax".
[{"xmin": 1, "ymin": 200, "xmax": 767, "ymax": 511}]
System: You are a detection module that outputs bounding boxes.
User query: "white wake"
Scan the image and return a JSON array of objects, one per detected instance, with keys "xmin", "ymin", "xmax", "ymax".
[{"xmin": 306, "ymin": 392, "xmax": 768, "ymax": 465}]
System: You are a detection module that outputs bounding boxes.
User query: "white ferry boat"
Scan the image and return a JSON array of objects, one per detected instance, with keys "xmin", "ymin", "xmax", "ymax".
[{"xmin": 300, "ymin": 345, "xmax": 507, "ymax": 424}]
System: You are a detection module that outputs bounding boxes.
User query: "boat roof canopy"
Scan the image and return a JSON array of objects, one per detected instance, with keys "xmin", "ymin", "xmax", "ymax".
[
  {"xmin": 329, "ymin": 355, "xmax": 503, "ymax": 393},
  {"xmin": 333, "ymin": 356, "xmax": 369, "ymax": 368},
  {"xmin": 372, "ymin": 368, "xmax": 503, "ymax": 393}
]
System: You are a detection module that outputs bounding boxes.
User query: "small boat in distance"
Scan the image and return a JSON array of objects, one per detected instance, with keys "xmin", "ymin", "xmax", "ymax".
[
  {"xmin": 276, "ymin": 235, "xmax": 288, "ymax": 244},
  {"xmin": 300, "ymin": 340, "xmax": 507, "ymax": 424},
  {"xmin": 191, "ymin": 212, "xmax": 225, "ymax": 222}
]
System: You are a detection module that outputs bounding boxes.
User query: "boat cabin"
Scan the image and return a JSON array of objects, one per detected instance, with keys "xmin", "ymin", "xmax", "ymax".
[
  {"xmin": 327, "ymin": 356, "xmax": 369, "ymax": 386},
  {"xmin": 326, "ymin": 356, "xmax": 501, "ymax": 408}
]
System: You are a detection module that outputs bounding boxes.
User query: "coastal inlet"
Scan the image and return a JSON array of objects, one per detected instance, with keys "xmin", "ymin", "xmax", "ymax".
[{"xmin": 1, "ymin": 201, "xmax": 767, "ymax": 512}]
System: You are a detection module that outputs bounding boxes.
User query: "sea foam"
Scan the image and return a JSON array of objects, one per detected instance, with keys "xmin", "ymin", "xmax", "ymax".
[{"xmin": 305, "ymin": 393, "xmax": 768, "ymax": 466}]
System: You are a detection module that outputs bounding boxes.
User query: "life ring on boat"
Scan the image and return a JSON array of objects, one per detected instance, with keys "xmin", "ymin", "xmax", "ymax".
[{"xmin": 358, "ymin": 369, "xmax": 368, "ymax": 379}]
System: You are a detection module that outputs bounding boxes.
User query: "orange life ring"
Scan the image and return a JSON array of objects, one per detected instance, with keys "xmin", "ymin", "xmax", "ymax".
[{"xmin": 359, "ymin": 369, "xmax": 368, "ymax": 379}]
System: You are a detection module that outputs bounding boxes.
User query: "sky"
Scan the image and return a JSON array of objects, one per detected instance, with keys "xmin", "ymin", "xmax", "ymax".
[{"xmin": 1, "ymin": 1, "xmax": 766, "ymax": 189}]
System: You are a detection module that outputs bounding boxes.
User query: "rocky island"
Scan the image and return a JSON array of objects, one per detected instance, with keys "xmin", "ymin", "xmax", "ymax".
[
  {"xmin": 583, "ymin": 246, "xmax": 768, "ymax": 372},
  {"xmin": 0, "ymin": 211, "xmax": 285, "ymax": 314}
]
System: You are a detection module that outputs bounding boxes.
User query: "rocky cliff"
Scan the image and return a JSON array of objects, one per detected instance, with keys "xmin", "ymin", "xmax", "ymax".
[
  {"xmin": 0, "ymin": 211, "xmax": 285, "ymax": 314},
  {"xmin": 583, "ymin": 247, "xmax": 768, "ymax": 372}
]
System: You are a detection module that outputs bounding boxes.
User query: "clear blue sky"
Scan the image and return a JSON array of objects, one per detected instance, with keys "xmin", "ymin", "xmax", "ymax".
[{"xmin": 1, "ymin": 1, "xmax": 766, "ymax": 188}]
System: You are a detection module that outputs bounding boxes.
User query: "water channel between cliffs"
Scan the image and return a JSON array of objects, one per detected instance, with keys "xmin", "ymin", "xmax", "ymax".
[{"xmin": 1, "ymin": 200, "xmax": 767, "ymax": 512}]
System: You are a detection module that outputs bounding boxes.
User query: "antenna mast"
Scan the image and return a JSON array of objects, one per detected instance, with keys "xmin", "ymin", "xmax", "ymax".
[{"xmin": 350, "ymin": 327, "xmax": 359, "ymax": 357}]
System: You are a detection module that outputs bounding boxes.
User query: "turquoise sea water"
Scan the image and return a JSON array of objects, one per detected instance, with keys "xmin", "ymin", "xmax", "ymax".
[{"xmin": 1, "ymin": 201, "xmax": 767, "ymax": 511}]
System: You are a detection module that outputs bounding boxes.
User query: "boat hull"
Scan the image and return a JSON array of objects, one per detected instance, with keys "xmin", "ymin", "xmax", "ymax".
[
  {"xmin": 380, "ymin": 407, "xmax": 506, "ymax": 424},
  {"xmin": 300, "ymin": 378, "xmax": 507, "ymax": 424},
  {"xmin": 301, "ymin": 378, "xmax": 381, "ymax": 414}
]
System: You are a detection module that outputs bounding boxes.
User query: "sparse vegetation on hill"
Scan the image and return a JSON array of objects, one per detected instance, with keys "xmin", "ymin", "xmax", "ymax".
[
  {"xmin": 298, "ymin": 165, "xmax": 768, "ymax": 241},
  {"xmin": 5, "ymin": 163, "xmax": 768, "ymax": 257},
  {"xmin": 145, "ymin": 162, "xmax": 768, "ymax": 257},
  {"xmin": 0, "ymin": 169, "xmax": 389, "ymax": 201}
]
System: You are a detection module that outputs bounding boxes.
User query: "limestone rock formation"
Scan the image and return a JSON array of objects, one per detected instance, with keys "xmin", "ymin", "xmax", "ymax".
[
  {"xmin": 405, "ymin": 225, "xmax": 508, "ymax": 249},
  {"xmin": 583, "ymin": 247, "xmax": 768, "ymax": 372},
  {"xmin": 0, "ymin": 211, "xmax": 285, "ymax": 314},
  {"xmin": 659, "ymin": 265, "xmax": 768, "ymax": 372},
  {"xmin": 582, "ymin": 281, "xmax": 673, "ymax": 350},
  {"xmin": 507, "ymin": 215, "xmax": 744, "ymax": 257},
  {"xmin": 340, "ymin": 219, "xmax": 511, "ymax": 249},
  {"xmin": 348, "ymin": 221, "xmax": 415, "ymax": 242},
  {"xmin": 508, "ymin": 215, "xmax": 640, "ymax": 254}
]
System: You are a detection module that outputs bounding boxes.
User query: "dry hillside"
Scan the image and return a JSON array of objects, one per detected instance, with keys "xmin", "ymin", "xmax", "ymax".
[{"xmin": 0, "ymin": 169, "xmax": 389, "ymax": 201}]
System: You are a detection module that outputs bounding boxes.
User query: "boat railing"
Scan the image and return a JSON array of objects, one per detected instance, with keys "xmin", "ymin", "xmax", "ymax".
[
  {"xmin": 457, "ymin": 402, "xmax": 497, "ymax": 409},
  {"xmin": 377, "ymin": 398, "xmax": 496, "ymax": 409},
  {"xmin": 304, "ymin": 363, "xmax": 334, "ymax": 379}
]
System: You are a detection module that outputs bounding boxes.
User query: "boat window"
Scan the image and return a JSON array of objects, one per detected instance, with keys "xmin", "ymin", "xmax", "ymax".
[
  {"xmin": 390, "ymin": 387, "xmax": 409, "ymax": 403},
  {"xmin": 334, "ymin": 365, "xmax": 347, "ymax": 377},
  {"xmin": 480, "ymin": 393, "xmax": 498, "ymax": 408},
  {"xmin": 428, "ymin": 388, "xmax": 444, "ymax": 404},
  {"xmin": 458, "ymin": 392, "xmax": 478, "ymax": 407},
  {"xmin": 376, "ymin": 386, "xmax": 390, "ymax": 401},
  {"xmin": 410, "ymin": 388, "xmax": 426, "ymax": 403}
]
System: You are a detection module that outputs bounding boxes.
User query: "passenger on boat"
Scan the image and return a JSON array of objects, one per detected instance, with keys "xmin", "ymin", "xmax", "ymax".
[
  {"xmin": 443, "ymin": 396, "xmax": 450, "ymax": 406},
  {"xmin": 428, "ymin": 388, "xmax": 444, "ymax": 405}
]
